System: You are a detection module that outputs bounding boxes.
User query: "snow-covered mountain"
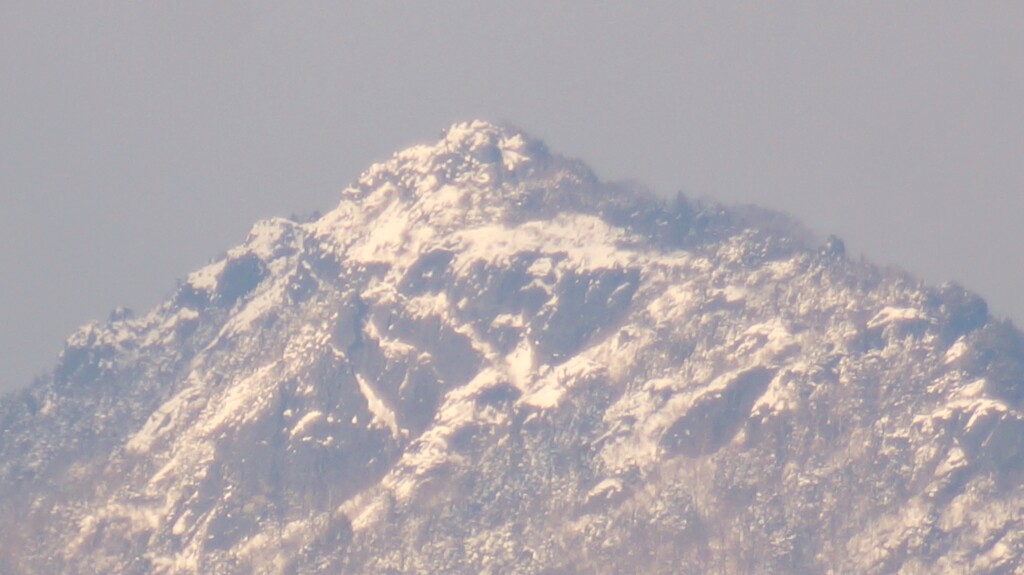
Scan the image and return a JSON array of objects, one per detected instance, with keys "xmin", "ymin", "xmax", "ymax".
[{"xmin": 3, "ymin": 120, "xmax": 1024, "ymax": 574}]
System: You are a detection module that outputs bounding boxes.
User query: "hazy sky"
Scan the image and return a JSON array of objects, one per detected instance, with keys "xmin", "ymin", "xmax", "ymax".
[{"xmin": 2, "ymin": 2, "xmax": 1023, "ymax": 393}]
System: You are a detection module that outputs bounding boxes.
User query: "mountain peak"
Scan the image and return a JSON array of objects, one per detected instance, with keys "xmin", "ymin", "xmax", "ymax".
[
  {"xmin": 344, "ymin": 120, "xmax": 562, "ymax": 206},
  {"xmin": 5, "ymin": 123, "xmax": 1024, "ymax": 574},
  {"xmin": 316, "ymin": 121, "xmax": 615, "ymax": 253},
  {"xmin": 438, "ymin": 119, "xmax": 536, "ymax": 162}
]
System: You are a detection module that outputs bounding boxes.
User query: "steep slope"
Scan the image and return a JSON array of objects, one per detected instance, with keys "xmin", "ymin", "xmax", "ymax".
[{"xmin": 3, "ymin": 121, "xmax": 1024, "ymax": 574}]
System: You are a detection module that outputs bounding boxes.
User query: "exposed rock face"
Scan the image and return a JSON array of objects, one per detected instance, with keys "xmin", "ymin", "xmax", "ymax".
[{"xmin": 3, "ymin": 121, "xmax": 1024, "ymax": 574}]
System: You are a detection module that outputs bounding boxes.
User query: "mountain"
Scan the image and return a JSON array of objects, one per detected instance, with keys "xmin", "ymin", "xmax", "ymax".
[{"xmin": 3, "ymin": 120, "xmax": 1024, "ymax": 574}]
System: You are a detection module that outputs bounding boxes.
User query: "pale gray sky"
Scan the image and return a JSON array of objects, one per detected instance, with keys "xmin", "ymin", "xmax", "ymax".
[{"xmin": 2, "ymin": 3, "xmax": 1023, "ymax": 393}]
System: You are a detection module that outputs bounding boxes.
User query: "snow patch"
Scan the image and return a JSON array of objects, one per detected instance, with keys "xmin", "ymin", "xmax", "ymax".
[
  {"xmin": 356, "ymin": 374, "xmax": 402, "ymax": 439},
  {"xmin": 519, "ymin": 355, "xmax": 601, "ymax": 409},
  {"xmin": 868, "ymin": 306, "xmax": 930, "ymax": 330},
  {"xmin": 290, "ymin": 411, "xmax": 325, "ymax": 439},
  {"xmin": 935, "ymin": 445, "xmax": 967, "ymax": 477},
  {"xmin": 585, "ymin": 478, "xmax": 623, "ymax": 502},
  {"xmin": 945, "ymin": 339, "xmax": 969, "ymax": 364},
  {"xmin": 186, "ymin": 260, "xmax": 225, "ymax": 291},
  {"xmin": 498, "ymin": 133, "xmax": 530, "ymax": 171}
]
